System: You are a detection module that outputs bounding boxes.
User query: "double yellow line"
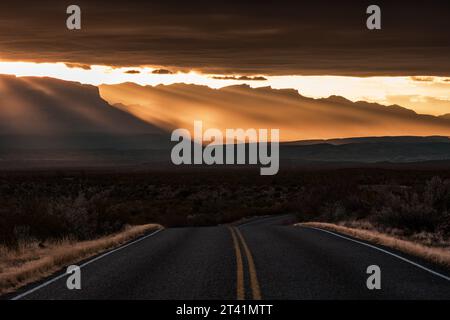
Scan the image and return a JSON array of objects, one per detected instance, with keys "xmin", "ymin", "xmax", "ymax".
[{"xmin": 229, "ymin": 227, "xmax": 262, "ymax": 300}]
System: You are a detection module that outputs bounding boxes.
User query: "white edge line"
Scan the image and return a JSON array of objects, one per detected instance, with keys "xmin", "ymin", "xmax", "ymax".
[
  {"xmin": 305, "ymin": 226, "xmax": 450, "ymax": 282},
  {"xmin": 11, "ymin": 228, "xmax": 163, "ymax": 300}
]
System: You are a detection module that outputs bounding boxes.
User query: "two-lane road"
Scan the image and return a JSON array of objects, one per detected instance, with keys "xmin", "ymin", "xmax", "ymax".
[{"xmin": 7, "ymin": 215, "xmax": 450, "ymax": 300}]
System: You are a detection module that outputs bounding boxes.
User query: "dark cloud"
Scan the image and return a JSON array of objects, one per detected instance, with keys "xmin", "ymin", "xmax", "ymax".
[
  {"xmin": 152, "ymin": 69, "xmax": 173, "ymax": 74},
  {"xmin": 0, "ymin": 0, "xmax": 449, "ymax": 76},
  {"xmin": 125, "ymin": 70, "xmax": 140, "ymax": 74},
  {"xmin": 410, "ymin": 76, "xmax": 435, "ymax": 82},
  {"xmin": 64, "ymin": 63, "xmax": 91, "ymax": 70},
  {"xmin": 212, "ymin": 75, "xmax": 267, "ymax": 81}
]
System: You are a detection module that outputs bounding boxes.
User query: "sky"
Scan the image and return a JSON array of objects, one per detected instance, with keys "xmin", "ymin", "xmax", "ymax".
[{"xmin": 0, "ymin": 0, "xmax": 449, "ymax": 115}]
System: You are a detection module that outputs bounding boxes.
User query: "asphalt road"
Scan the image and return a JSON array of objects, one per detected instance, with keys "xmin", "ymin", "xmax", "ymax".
[{"xmin": 7, "ymin": 215, "xmax": 450, "ymax": 300}]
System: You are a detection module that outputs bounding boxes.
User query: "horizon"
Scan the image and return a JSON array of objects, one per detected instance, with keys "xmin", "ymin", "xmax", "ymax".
[
  {"xmin": 2, "ymin": 72, "xmax": 450, "ymax": 141},
  {"xmin": 1, "ymin": 62, "xmax": 450, "ymax": 117}
]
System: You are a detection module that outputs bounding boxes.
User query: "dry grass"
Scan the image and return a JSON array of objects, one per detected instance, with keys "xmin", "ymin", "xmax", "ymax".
[
  {"xmin": 0, "ymin": 224, "xmax": 162, "ymax": 296},
  {"xmin": 331, "ymin": 220, "xmax": 450, "ymax": 249},
  {"xmin": 298, "ymin": 222, "xmax": 450, "ymax": 269}
]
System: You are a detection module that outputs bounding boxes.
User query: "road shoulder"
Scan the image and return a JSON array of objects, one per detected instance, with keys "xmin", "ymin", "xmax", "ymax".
[
  {"xmin": 298, "ymin": 222, "xmax": 450, "ymax": 272},
  {"xmin": 0, "ymin": 224, "xmax": 162, "ymax": 297}
]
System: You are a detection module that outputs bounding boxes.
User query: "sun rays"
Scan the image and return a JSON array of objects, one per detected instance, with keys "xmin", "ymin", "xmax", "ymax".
[{"xmin": 1, "ymin": 60, "xmax": 450, "ymax": 116}]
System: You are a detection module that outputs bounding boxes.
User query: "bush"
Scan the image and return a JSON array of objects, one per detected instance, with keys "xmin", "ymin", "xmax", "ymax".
[{"xmin": 1, "ymin": 168, "xmax": 450, "ymax": 247}]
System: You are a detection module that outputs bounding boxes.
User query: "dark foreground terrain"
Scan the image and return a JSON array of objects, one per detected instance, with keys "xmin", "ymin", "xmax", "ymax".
[
  {"xmin": 1, "ymin": 166, "xmax": 450, "ymax": 300},
  {"xmin": 1, "ymin": 166, "xmax": 450, "ymax": 248}
]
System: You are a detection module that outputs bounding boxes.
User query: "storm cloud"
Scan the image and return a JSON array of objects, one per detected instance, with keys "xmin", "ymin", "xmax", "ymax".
[{"xmin": 0, "ymin": 0, "xmax": 449, "ymax": 76}]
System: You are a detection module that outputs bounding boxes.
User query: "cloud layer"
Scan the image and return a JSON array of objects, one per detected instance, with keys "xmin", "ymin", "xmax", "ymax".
[{"xmin": 0, "ymin": 0, "xmax": 449, "ymax": 76}]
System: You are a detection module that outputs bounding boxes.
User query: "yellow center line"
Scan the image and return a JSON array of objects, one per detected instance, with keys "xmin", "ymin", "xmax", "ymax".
[
  {"xmin": 229, "ymin": 227, "xmax": 245, "ymax": 300},
  {"xmin": 234, "ymin": 227, "xmax": 262, "ymax": 300}
]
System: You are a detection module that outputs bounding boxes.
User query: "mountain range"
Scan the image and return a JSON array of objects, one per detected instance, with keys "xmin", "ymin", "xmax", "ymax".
[
  {"xmin": 99, "ymin": 82, "xmax": 450, "ymax": 141},
  {"xmin": 1, "ymin": 74, "xmax": 450, "ymax": 167}
]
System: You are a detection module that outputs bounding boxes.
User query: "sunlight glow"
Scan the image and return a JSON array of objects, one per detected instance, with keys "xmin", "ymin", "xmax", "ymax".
[{"xmin": 0, "ymin": 60, "xmax": 449, "ymax": 116}]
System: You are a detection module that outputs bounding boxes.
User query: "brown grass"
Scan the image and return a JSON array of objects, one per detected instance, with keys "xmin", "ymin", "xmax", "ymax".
[
  {"xmin": 298, "ymin": 222, "xmax": 450, "ymax": 269},
  {"xmin": 0, "ymin": 224, "xmax": 162, "ymax": 296}
]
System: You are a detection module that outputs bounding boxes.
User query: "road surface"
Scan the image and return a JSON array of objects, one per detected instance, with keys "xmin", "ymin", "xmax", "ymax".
[{"xmin": 6, "ymin": 215, "xmax": 450, "ymax": 300}]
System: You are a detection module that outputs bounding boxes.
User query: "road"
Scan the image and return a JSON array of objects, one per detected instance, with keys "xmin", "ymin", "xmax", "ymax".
[{"xmin": 7, "ymin": 215, "xmax": 450, "ymax": 300}]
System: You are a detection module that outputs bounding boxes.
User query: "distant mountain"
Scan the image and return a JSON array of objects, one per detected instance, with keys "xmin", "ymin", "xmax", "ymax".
[
  {"xmin": 0, "ymin": 75, "xmax": 169, "ymax": 150},
  {"xmin": 100, "ymin": 83, "xmax": 450, "ymax": 141},
  {"xmin": 284, "ymin": 136, "xmax": 450, "ymax": 146},
  {"xmin": 1, "ymin": 76, "xmax": 450, "ymax": 167},
  {"xmin": 280, "ymin": 141, "xmax": 450, "ymax": 163}
]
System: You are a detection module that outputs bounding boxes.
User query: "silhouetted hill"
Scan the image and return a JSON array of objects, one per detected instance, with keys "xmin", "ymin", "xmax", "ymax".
[
  {"xmin": 280, "ymin": 141, "xmax": 450, "ymax": 163},
  {"xmin": 285, "ymin": 136, "xmax": 450, "ymax": 146},
  {"xmin": 0, "ymin": 75, "xmax": 169, "ymax": 150}
]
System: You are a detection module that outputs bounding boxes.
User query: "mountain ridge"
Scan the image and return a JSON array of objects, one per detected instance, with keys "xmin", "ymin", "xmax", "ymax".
[
  {"xmin": 1, "ymin": 75, "xmax": 450, "ymax": 166},
  {"xmin": 0, "ymin": 74, "xmax": 163, "ymax": 135},
  {"xmin": 100, "ymin": 82, "xmax": 450, "ymax": 141}
]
